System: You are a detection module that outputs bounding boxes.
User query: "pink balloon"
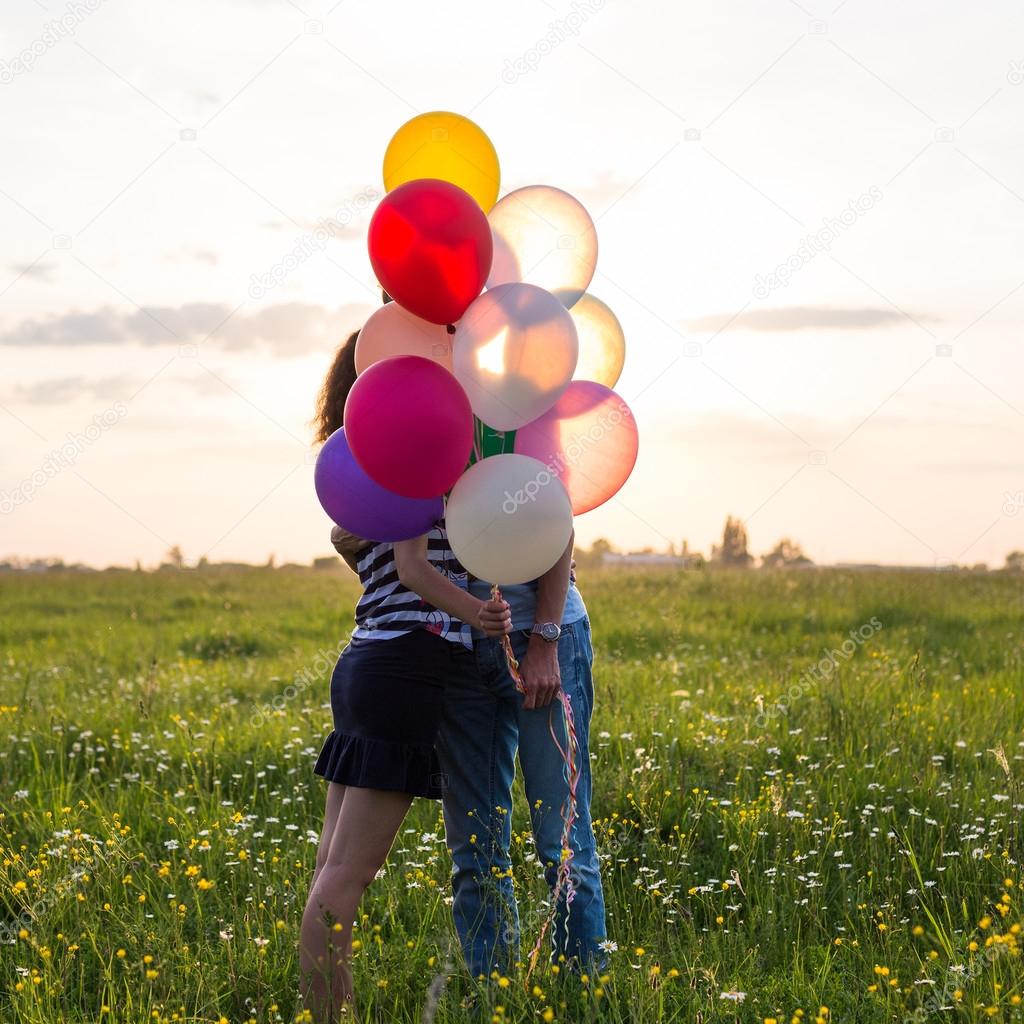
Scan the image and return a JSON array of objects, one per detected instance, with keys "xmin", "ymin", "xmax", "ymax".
[
  {"xmin": 514, "ymin": 380, "xmax": 638, "ymax": 514},
  {"xmin": 355, "ymin": 302, "xmax": 453, "ymax": 374},
  {"xmin": 345, "ymin": 355, "xmax": 473, "ymax": 499}
]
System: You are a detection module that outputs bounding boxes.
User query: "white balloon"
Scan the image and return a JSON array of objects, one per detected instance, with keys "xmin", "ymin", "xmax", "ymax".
[
  {"xmin": 453, "ymin": 282, "xmax": 578, "ymax": 432},
  {"xmin": 445, "ymin": 454, "xmax": 574, "ymax": 585},
  {"xmin": 487, "ymin": 185, "xmax": 597, "ymax": 309}
]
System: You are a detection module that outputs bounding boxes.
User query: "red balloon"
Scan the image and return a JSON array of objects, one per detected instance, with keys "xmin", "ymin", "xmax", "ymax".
[
  {"xmin": 368, "ymin": 179, "xmax": 493, "ymax": 325},
  {"xmin": 345, "ymin": 355, "xmax": 474, "ymax": 499}
]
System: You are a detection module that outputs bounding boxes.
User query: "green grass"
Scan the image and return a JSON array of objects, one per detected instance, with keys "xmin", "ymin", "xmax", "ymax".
[{"xmin": 1, "ymin": 566, "xmax": 1022, "ymax": 1023}]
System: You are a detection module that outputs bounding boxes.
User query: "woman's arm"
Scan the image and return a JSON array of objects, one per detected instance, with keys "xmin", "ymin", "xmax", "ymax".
[{"xmin": 393, "ymin": 535, "xmax": 511, "ymax": 637}]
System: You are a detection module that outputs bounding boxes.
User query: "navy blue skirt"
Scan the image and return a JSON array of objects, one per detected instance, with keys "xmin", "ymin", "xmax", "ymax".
[{"xmin": 314, "ymin": 629, "xmax": 469, "ymax": 799}]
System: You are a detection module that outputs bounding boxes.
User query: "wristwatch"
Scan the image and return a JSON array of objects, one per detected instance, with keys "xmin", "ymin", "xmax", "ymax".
[{"xmin": 531, "ymin": 622, "xmax": 562, "ymax": 642}]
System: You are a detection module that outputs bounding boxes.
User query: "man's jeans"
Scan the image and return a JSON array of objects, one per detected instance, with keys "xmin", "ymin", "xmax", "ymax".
[{"xmin": 436, "ymin": 617, "xmax": 607, "ymax": 977}]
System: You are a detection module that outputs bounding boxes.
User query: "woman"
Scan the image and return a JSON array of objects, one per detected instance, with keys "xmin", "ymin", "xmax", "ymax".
[{"xmin": 299, "ymin": 332, "xmax": 510, "ymax": 1021}]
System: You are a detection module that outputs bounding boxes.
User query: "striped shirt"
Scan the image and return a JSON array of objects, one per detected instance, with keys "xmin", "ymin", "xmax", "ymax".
[{"xmin": 351, "ymin": 523, "xmax": 473, "ymax": 649}]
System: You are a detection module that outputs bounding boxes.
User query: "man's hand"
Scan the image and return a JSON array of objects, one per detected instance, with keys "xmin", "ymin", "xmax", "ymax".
[
  {"xmin": 519, "ymin": 634, "xmax": 561, "ymax": 709},
  {"xmin": 476, "ymin": 598, "xmax": 512, "ymax": 638}
]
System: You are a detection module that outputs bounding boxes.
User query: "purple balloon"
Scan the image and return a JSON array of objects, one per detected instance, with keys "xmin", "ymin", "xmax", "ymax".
[{"xmin": 314, "ymin": 427, "xmax": 442, "ymax": 542}]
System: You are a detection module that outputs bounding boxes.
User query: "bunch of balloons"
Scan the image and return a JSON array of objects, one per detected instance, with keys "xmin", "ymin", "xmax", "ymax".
[{"xmin": 315, "ymin": 111, "xmax": 639, "ymax": 585}]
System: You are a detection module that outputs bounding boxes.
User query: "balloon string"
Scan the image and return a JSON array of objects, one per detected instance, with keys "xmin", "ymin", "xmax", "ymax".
[
  {"xmin": 489, "ymin": 584, "xmax": 580, "ymax": 983},
  {"xmin": 490, "ymin": 584, "xmax": 524, "ymax": 691},
  {"xmin": 526, "ymin": 688, "xmax": 580, "ymax": 983}
]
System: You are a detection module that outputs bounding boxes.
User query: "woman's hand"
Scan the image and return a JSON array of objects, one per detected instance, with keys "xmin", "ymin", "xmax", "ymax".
[{"xmin": 476, "ymin": 598, "xmax": 512, "ymax": 638}]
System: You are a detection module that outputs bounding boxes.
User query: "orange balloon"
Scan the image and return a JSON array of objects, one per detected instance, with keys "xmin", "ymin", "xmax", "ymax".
[
  {"xmin": 570, "ymin": 294, "xmax": 625, "ymax": 388},
  {"xmin": 354, "ymin": 302, "xmax": 453, "ymax": 375},
  {"xmin": 514, "ymin": 380, "xmax": 638, "ymax": 514}
]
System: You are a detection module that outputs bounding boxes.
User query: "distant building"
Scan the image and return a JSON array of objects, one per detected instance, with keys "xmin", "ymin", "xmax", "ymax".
[{"xmin": 602, "ymin": 550, "xmax": 703, "ymax": 569}]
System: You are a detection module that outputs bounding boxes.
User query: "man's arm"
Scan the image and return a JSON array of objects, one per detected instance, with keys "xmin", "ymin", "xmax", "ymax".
[
  {"xmin": 331, "ymin": 525, "xmax": 371, "ymax": 574},
  {"xmin": 518, "ymin": 531, "xmax": 573, "ymax": 710}
]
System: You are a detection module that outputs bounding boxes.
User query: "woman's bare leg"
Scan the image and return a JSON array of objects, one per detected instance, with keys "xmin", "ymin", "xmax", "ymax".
[
  {"xmin": 311, "ymin": 782, "xmax": 346, "ymax": 892},
  {"xmin": 299, "ymin": 786, "xmax": 413, "ymax": 1021}
]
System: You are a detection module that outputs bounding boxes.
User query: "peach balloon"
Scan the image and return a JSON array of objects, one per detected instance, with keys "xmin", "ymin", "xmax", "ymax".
[
  {"xmin": 514, "ymin": 380, "xmax": 638, "ymax": 515},
  {"xmin": 453, "ymin": 282, "xmax": 578, "ymax": 432},
  {"xmin": 354, "ymin": 301, "xmax": 453, "ymax": 375},
  {"xmin": 487, "ymin": 185, "xmax": 597, "ymax": 309},
  {"xmin": 570, "ymin": 293, "xmax": 626, "ymax": 388}
]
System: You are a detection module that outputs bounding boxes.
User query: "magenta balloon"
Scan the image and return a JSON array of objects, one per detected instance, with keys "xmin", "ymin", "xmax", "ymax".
[
  {"xmin": 345, "ymin": 355, "xmax": 474, "ymax": 499},
  {"xmin": 514, "ymin": 380, "xmax": 638, "ymax": 514},
  {"xmin": 314, "ymin": 427, "xmax": 442, "ymax": 541}
]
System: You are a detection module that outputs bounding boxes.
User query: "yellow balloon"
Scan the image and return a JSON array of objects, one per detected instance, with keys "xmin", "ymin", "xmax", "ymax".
[
  {"xmin": 383, "ymin": 112, "xmax": 500, "ymax": 213},
  {"xmin": 570, "ymin": 294, "xmax": 626, "ymax": 388}
]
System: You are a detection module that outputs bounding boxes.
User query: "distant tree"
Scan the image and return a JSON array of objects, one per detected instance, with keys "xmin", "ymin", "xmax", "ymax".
[
  {"xmin": 761, "ymin": 538, "xmax": 813, "ymax": 569},
  {"xmin": 1006, "ymin": 550, "xmax": 1024, "ymax": 573},
  {"xmin": 165, "ymin": 546, "xmax": 185, "ymax": 570},
  {"xmin": 265, "ymin": 553, "xmax": 276, "ymax": 569},
  {"xmin": 574, "ymin": 537, "xmax": 616, "ymax": 572},
  {"xmin": 711, "ymin": 516, "xmax": 753, "ymax": 568}
]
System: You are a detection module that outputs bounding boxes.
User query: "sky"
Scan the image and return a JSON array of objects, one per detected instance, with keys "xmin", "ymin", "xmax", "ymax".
[{"xmin": 2, "ymin": 0, "xmax": 1023, "ymax": 569}]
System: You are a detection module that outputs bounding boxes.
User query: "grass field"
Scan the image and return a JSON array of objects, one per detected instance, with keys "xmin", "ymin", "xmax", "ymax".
[{"xmin": 1, "ymin": 565, "xmax": 1022, "ymax": 1023}]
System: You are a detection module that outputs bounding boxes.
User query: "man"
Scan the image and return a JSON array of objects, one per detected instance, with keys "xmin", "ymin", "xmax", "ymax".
[{"xmin": 436, "ymin": 538, "xmax": 607, "ymax": 976}]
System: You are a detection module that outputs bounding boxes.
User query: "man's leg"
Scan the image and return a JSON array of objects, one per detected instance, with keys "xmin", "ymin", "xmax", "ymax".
[
  {"xmin": 436, "ymin": 641, "xmax": 520, "ymax": 978},
  {"xmin": 516, "ymin": 617, "xmax": 607, "ymax": 967}
]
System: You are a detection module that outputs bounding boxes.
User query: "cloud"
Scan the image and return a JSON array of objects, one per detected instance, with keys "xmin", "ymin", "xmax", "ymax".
[
  {"xmin": 6, "ymin": 367, "xmax": 243, "ymax": 405},
  {"xmin": 686, "ymin": 307, "xmax": 937, "ymax": 332},
  {"xmin": 10, "ymin": 261, "xmax": 56, "ymax": 282},
  {"xmin": 0, "ymin": 301, "xmax": 375, "ymax": 356},
  {"xmin": 9, "ymin": 375, "xmax": 137, "ymax": 405}
]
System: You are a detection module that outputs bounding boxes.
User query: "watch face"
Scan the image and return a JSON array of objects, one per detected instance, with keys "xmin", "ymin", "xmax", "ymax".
[{"xmin": 540, "ymin": 623, "xmax": 560, "ymax": 641}]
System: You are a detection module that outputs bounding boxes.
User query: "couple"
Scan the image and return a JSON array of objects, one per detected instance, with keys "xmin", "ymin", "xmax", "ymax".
[{"xmin": 299, "ymin": 332, "xmax": 607, "ymax": 1019}]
